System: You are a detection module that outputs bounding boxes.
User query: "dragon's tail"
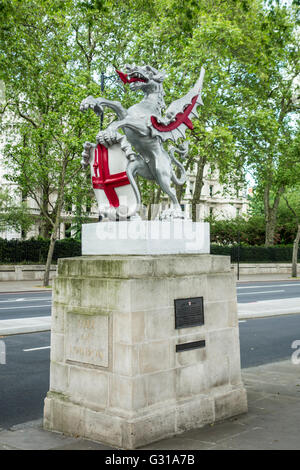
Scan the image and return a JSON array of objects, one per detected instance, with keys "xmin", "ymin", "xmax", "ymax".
[{"xmin": 169, "ymin": 142, "xmax": 188, "ymax": 186}]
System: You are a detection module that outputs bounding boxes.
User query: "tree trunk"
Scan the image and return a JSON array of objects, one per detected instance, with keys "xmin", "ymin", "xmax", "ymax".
[
  {"xmin": 39, "ymin": 186, "xmax": 52, "ymax": 238},
  {"xmin": 39, "ymin": 217, "xmax": 52, "ymax": 239},
  {"xmin": 292, "ymin": 224, "xmax": 300, "ymax": 278},
  {"xmin": 43, "ymin": 161, "xmax": 67, "ymax": 287},
  {"xmin": 264, "ymin": 208, "xmax": 278, "ymax": 247},
  {"xmin": 264, "ymin": 185, "xmax": 284, "ymax": 246},
  {"xmin": 191, "ymin": 156, "xmax": 206, "ymax": 222},
  {"xmin": 43, "ymin": 230, "xmax": 57, "ymax": 287},
  {"xmin": 147, "ymin": 187, "xmax": 161, "ymax": 220}
]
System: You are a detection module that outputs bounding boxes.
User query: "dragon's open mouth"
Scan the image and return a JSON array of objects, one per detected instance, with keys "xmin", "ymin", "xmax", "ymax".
[{"xmin": 116, "ymin": 70, "xmax": 147, "ymax": 85}]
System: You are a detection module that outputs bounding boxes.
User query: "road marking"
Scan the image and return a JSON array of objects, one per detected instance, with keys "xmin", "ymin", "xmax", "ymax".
[
  {"xmin": 237, "ymin": 290, "xmax": 285, "ymax": 295},
  {"xmin": 0, "ymin": 298, "xmax": 51, "ymax": 304},
  {"xmin": 239, "ymin": 320, "xmax": 247, "ymax": 323},
  {"xmin": 0, "ymin": 305, "xmax": 51, "ymax": 310},
  {"xmin": 23, "ymin": 346, "xmax": 51, "ymax": 352}
]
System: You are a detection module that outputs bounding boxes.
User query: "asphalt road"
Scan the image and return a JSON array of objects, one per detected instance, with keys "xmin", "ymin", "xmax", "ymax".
[
  {"xmin": 0, "ymin": 331, "xmax": 50, "ymax": 429},
  {"xmin": 237, "ymin": 280, "xmax": 300, "ymax": 303},
  {"xmin": 239, "ymin": 314, "xmax": 300, "ymax": 368},
  {"xmin": 0, "ymin": 292, "xmax": 52, "ymax": 320}
]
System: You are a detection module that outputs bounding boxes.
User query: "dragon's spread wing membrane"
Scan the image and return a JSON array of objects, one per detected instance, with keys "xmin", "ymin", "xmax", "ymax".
[{"xmin": 149, "ymin": 67, "xmax": 205, "ymax": 143}]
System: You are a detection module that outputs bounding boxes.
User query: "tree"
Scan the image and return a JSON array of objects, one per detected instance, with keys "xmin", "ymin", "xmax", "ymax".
[
  {"xmin": 123, "ymin": 0, "xmax": 300, "ymax": 222},
  {"xmin": 1, "ymin": 0, "xmax": 299, "ymax": 290},
  {"xmin": 234, "ymin": 2, "xmax": 300, "ymax": 245},
  {"xmin": 0, "ymin": 0, "xmax": 135, "ymax": 285}
]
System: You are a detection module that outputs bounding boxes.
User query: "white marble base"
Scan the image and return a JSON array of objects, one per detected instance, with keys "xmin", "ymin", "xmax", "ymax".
[{"xmin": 82, "ymin": 220, "xmax": 210, "ymax": 255}]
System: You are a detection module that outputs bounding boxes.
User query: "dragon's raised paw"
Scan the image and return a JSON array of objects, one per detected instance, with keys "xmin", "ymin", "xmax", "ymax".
[{"xmin": 97, "ymin": 129, "xmax": 120, "ymax": 147}]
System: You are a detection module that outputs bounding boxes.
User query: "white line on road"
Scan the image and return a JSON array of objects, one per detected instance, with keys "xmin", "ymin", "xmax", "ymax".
[
  {"xmin": 237, "ymin": 290, "xmax": 285, "ymax": 295},
  {"xmin": 23, "ymin": 346, "xmax": 51, "ymax": 352},
  {"xmin": 0, "ymin": 298, "xmax": 51, "ymax": 304},
  {"xmin": 0, "ymin": 304, "xmax": 51, "ymax": 310}
]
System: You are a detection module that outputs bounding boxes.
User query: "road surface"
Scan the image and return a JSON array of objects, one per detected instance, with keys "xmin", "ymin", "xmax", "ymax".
[
  {"xmin": 237, "ymin": 280, "xmax": 300, "ymax": 318},
  {"xmin": 0, "ymin": 292, "xmax": 52, "ymax": 320}
]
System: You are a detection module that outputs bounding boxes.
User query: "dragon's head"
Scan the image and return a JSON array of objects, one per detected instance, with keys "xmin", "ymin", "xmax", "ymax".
[{"xmin": 116, "ymin": 64, "xmax": 166, "ymax": 94}]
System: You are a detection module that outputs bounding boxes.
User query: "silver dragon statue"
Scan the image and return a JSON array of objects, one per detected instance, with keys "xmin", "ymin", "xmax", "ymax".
[{"xmin": 80, "ymin": 64, "xmax": 205, "ymax": 220}]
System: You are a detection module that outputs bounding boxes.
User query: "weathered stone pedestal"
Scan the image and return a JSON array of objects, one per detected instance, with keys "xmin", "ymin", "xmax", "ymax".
[{"xmin": 44, "ymin": 254, "xmax": 247, "ymax": 449}]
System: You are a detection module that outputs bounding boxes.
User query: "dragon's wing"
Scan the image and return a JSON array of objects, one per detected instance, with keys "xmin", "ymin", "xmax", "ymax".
[{"xmin": 148, "ymin": 67, "xmax": 205, "ymax": 143}]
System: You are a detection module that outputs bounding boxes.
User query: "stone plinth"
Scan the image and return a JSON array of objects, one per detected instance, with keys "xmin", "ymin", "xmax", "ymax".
[
  {"xmin": 82, "ymin": 220, "xmax": 210, "ymax": 255},
  {"xmin": 44, "ymin": 254, "xmax": 247, "ymax": 449}
]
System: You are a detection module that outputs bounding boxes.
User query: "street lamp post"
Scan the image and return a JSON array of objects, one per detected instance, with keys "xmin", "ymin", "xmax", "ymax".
[
  {"xmin": 237, "ymin": 230, "xmax": 241, "ymax": 281},
  {"xmin": 99, "ymin": 70, "xmax": 123, "ymax": 130}
]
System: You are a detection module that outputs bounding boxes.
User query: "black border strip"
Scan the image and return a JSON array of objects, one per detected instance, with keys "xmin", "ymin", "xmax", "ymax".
[{"xmin": 176, "ymin": 340, "xmax": 206, "ymax": 353}]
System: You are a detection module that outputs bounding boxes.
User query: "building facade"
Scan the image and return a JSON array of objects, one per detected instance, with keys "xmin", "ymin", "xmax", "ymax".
[{"xmin": 182, "ymin": 165, "xmax": 249, "ymax": 220}]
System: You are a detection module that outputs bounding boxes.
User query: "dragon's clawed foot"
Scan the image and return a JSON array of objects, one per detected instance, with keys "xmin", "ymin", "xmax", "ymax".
[
  {"xmin": 97, "ymin": 129, "xmax": 120, "ymax": 147},
  {"xmin": 80, "ymin": 96, "xmax": 103, "ymax": 114},
  {"xmin": 160, "ymin": 207, "xmax": 185, "ymax": 220},
  {"xmin": 81, "ymin": 141, "xmax": 93, "ymax": 168}
]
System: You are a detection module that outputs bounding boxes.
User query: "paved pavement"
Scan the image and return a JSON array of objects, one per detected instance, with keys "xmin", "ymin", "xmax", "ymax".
[
  {"xmin": 0, "ymin": 359, "xmax": 299, "ymax": 450},
  {"xmin": 238, "ymin": 297, "xmax": 300, "ymax": 319},
  {"xmin": 237, "ymin": 273, "xmax": 299, "ymax": 282},
  {"xmin": 0, "ymin": 316, "xmax": 51, "ymax": 335},
  {"xmin": 0, "ymin": 280, "xmax": 52, "ymax": 293}
]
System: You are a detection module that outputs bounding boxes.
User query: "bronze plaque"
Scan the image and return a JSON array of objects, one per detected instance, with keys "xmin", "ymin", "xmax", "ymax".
[{"xmin": 174, "ymin": 297, "xmax": 204, "ymax": 329}]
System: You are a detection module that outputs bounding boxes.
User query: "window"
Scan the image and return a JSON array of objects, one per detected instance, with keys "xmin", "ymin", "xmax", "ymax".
[
  {"xmin": 209, "ymin": 185, "xmax": 213, "ymax": 197},
  {"xmin": 209, "ymin": 207, "xmax": 213, "ymax": 217}
]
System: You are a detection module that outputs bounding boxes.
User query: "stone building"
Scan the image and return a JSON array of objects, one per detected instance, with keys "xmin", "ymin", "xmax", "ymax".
[
  {"xmin": 182, "ymin": 165, "xmax": 249, "ymax": 220},
  {"xmin": 159, "ymin": 164, "xmax": 249, "ymax": 221}
]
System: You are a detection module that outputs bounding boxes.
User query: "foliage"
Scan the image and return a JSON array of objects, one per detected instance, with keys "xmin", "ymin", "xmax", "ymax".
[
  {"xmin": 0, "ymin": 0, "xmax": 299, "ymax": 277},
  {"xmin": 0, "ymin": 235, "xmax": 298, "ymax": 264},
  {"xmin": 211, "ymin": 243, "xmax": 299, "ymax": 263},
  {"xmin": 209, "ymin": 215, "xmax": 266, "ymax": 246},
  {"xmin": 0, "ymin": 237, "xmax": 81, "ymax": 263},
  {"xmin": 0, "ymin": 187, "xmax": 33, "ymax": 235}
]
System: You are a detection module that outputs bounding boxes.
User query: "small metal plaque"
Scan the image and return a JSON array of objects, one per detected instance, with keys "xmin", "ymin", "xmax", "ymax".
[
  {"xmin": 174, "ymin": 297, "xmax": 204, "ymax": 329},
  {"xmin": 176, "ymin": 340, "xmax": 206, "ymax": 353}
]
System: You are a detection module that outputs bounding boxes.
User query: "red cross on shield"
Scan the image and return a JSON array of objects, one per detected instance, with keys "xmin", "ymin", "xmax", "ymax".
[{"xmin": 90, "ymin": 143, "xmax": 137, "ymax": 218}]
